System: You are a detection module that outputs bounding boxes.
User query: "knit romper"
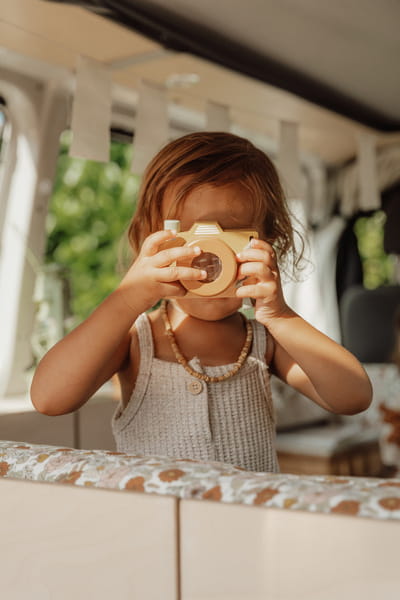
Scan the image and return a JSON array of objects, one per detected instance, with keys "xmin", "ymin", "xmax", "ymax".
[{"xmin": 112, "ymin": 313, "xmax": 279, "ymax": 473}]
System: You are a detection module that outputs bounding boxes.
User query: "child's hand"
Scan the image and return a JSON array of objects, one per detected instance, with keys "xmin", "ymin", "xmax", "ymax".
[
  {"xmin": 118, "ymin": 230, "xmax": 207, "ymax": 310},
  {"xmin": 235, "ymin": 238, "xmax": 290, "ymax": 325}
]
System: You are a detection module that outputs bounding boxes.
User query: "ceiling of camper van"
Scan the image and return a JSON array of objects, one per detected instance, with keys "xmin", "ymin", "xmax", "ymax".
[{"xmin": 0, "ymin": 0, "xmax": 399, "ymax": 164}]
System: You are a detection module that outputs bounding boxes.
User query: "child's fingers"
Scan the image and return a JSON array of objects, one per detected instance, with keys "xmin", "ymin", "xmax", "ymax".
[
  {"xmin": 236, "ymin": 281, "xmax": 276, "ymax": 299},
  {"xmin": 140, "ymin": 230, "xmax": 176, "ymax": 257},
  {"xmin": 237, "ymin": 261, "xmax": 276, "ymax": 282},
  {"xmin": 236, "ymin": 247, "xmax": 276, "ymax": 268},
  {"xmin": 152, "ymin": 245, "xmax": 201, "ymax": 268},
  {"xmin": 248, "ymin": 238, "xmax": 275, "ymax": 253},
  {"xmin": 157, "ymin": 265, "xmax": 207, "ymax": 283}
]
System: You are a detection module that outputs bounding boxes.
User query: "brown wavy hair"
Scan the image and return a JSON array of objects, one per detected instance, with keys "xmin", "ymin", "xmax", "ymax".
[{"xmin": 128, "ymin": 131, "xmax": 299, "ymax": 269}]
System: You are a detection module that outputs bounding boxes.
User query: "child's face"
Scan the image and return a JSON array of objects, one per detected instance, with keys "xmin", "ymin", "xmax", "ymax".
[
  {"xmin": 162, "ymin": 181, "xmax": 260, "ymax": 321},
  {"xmin": 162, "ymin": 180, "xmax": 257, "ymax": 233}
]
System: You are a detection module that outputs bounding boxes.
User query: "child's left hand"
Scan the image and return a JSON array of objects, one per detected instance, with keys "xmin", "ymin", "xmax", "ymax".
[
  {"xmin": 237, "ymin": 240, "xmax": 372, "ymax": 417},
  {"xmin": 235, "ymin": 238, "xmax": 291, "ymax": 325}
]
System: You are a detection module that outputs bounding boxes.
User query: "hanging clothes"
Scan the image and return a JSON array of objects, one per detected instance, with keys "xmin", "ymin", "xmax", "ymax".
[{"xmin": 336, "ymin": 215, "xmax": 364, "ymax": 304}]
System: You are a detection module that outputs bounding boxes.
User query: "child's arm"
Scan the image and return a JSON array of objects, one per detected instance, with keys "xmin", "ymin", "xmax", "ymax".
[
  {"xmin": 264, "ymin": 313, "xmax": 372, "ymax": 414},
  {"xmin": 236, "ymin": 238, "xmax": 372, "ymax": 414},
  {"xmin": 31, "ymin": 230, "xmax": 206, "ymax": 415}
]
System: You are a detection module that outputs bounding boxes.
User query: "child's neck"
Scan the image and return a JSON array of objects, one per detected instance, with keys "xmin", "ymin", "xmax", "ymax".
[{"xmin": 158, "ymin": 300, "xmax": 247, "ymax": 367}]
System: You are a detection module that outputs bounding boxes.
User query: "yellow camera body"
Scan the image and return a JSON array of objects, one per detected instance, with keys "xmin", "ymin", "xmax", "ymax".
[{"xmin": 161, "ymin": 221, "xmax": 258, "ymax": 297}]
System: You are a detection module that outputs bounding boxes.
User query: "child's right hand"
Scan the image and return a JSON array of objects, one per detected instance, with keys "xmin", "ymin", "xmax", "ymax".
[{"xmin": 118, "ymin": 229, "xmax": 206, "ymax": 311}]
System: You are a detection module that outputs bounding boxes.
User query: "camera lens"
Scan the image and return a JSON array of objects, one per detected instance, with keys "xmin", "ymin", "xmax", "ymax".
[{"xmin": 191, "ymin": 252, "xmax": 222, "ymax": 283}]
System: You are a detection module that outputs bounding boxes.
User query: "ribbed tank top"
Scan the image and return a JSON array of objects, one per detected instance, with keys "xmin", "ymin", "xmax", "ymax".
[{"xmin": 112, "ymin": 313, "xmax": 279, "ymax": 473}]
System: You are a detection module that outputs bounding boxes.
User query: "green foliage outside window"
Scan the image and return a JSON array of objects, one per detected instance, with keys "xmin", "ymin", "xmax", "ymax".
[
  {"xmin": 354, "ymin": 211, "xmax": 395, "ymax": 289},
  {"xmin": 45, "ymin": 132, "xmax": 139, "ymax": 323}
]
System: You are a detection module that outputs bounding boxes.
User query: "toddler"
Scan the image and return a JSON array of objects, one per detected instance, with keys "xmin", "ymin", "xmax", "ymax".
[{"xmin": 31, "ymin": 132, "xmax": 372, "ymax": 472}]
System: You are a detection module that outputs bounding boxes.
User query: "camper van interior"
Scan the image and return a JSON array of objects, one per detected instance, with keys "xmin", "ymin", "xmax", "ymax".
[{"xmin": 1, "ymin": 1, "xmax": 400, "ymax": 598}]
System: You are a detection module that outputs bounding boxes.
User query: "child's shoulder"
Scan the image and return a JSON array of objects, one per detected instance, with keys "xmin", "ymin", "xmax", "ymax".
[
  {"xmin": 142, "ymin": 308, "xmax": 175, "ymax": 363},
  {"xmin": 128, "ymin": 309, "xmax": 160, "ymax": 340}
]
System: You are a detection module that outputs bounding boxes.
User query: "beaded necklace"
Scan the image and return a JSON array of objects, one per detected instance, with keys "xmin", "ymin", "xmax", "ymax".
[{"xmin": 160, "ymin": 299, "xmax": 253, "ymax": 383}]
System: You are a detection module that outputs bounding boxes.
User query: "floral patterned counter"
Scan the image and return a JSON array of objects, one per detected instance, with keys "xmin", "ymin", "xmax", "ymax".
[{"xmin": 1, "ymin": 439, "xmax": 400, "ymax": 520}]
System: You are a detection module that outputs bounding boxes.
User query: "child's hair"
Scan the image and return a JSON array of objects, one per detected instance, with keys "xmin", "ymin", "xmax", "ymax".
[{"xmin": 128, "ymin": 131, "xmax": 300, "ymax": 269}]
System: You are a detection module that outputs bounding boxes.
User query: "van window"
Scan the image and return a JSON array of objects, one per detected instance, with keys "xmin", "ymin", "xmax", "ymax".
[{"xmin": 45, "ymin": 130, "xmax": 140, "ymax": 324}]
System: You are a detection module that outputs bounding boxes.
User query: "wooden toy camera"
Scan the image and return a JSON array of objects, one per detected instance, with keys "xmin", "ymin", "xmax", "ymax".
[{"xmin": 162, "ymin": 221, "xmax": 258, "ymax": 297}]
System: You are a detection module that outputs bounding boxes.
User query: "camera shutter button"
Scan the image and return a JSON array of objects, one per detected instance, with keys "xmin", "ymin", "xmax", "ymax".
[{"xmin": 187, "ymin": 379, "xmax": 203, "ymax": 395}]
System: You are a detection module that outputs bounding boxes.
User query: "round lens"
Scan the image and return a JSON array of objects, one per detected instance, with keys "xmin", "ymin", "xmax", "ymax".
[{"xmin": 191, "ymin": 252, "xmax": 222, "ymax": 283}]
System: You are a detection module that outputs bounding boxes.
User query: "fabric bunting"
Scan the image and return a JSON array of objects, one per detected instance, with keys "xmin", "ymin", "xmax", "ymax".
[
  {"xmin": 70, "ymin": 55, "xmax": 111, "ymax": 163},
  {"xmin": 131, "ymin": 80, "xmax": 169, "ymax": 175}
]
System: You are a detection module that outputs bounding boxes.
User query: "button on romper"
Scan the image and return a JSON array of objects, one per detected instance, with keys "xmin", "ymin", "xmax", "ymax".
[{"xmin": 112, "ymin": 312, "xmax": 279, "ymax": 472}]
